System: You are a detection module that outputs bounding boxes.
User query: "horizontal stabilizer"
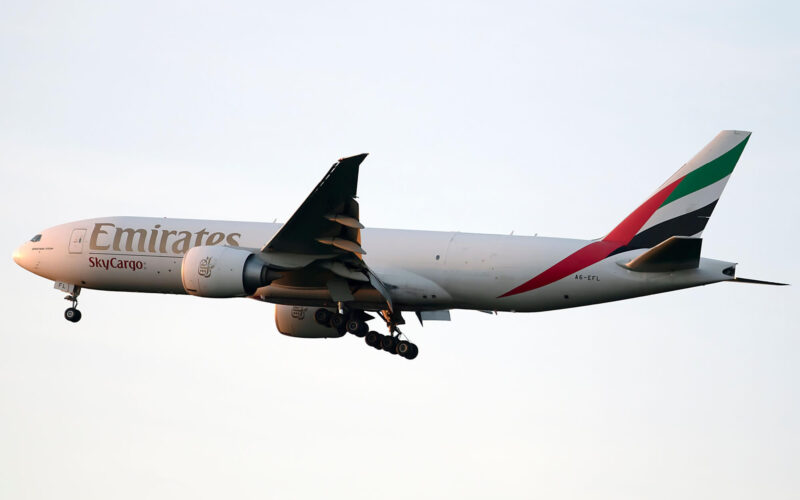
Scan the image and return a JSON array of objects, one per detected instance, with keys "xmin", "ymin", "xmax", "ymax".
[
  {"xmin": 623, "ymin": 236, "xmax": 702, "ymax": 272},
  {"xmin": 732, "ymin": 277, "xmax": 789, "ymax": 286}
]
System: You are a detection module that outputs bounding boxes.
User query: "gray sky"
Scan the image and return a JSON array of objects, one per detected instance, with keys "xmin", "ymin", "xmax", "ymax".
[{"xmin": 1, "ymin": 1, "xmax": 798, "ymax": 498}]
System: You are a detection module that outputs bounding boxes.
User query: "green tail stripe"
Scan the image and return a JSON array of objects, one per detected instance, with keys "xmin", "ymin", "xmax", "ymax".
[{"xmin": 660, "ymin": 135, "xmax": 750, "ymax": 207}]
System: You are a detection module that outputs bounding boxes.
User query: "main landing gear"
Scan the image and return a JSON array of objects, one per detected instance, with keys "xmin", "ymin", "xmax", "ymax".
[
  {"xmin": 364, "ymin": 330, "xmax": 418, "ymax": 360},
  {"xmin": 314, "ymin": 307, "xmax": 419, "ymax": 360},
  {"xmin": 313, "ymin": 308, "xmax": 370, "ymax": 336},
  {"xmin": 64, "ymin": 290, "xmax": 82, "ymax": 323}
]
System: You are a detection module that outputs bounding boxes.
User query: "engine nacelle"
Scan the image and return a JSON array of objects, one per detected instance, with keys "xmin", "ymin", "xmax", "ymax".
[
  {"xmin": 275, "ymin": 305, "xmax": 345, "ymax": 338},
  {"xmin": 181, "ymin": 246, "xmax": 272, "ymax": 297}
]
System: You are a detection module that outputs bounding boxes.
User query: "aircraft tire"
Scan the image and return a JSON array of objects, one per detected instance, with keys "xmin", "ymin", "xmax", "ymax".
[
  {"xmin": 330, "ymin": 313, "xmax": 345, "ymax": 329},
  {"xmin": 346, "ymin": 319, "xmax": 359, "ymax": 334},
  {"xmin": 314, "ymin": 308, "xmax": 331, "ymax": 326},
  {"xmin": 347, "ymin": 320, "xmax": 368, "ymax": 337},
  {"xmin": 64, "ymin": 308, "xmax": 81, "ymax": 323},
  {"xmin": 365, "ymin": 331, "xmax": 381, "ymax": 348},
  {"xmin": 396, "ymin": 340, "xmax": 412, "ymax": 357},
  {"xmin": 380, "ymin": 335, "xmax": 398, "ymax": 354}
]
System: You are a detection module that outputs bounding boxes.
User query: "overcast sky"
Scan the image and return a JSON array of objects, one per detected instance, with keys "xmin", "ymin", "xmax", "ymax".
[{"xmin": 1, "ymin": 1, "xmax": 798, "ymax": 499}]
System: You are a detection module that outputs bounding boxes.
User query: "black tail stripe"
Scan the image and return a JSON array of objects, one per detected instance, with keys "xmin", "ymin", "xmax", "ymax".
[{"xmin": 609, "ymin": 200, "xmax": 718, "ymax": 257}]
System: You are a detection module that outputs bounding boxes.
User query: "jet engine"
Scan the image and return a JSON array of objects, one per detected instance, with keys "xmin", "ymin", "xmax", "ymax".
[
  {"xmin": 275, "ymin": 305, "xmax": 345, "ymax": 338},
  {"xmin": 181, "ymin": 246, "xmax": 275, "ymax": 297}
]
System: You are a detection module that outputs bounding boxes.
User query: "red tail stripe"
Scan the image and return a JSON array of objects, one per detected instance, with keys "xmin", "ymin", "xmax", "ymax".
[
  {"xmin": 603, "ymin": 177, "xmax": 684, "ymax": 244},
  {"xmin": 498, "ymin": 176, "xmax": 685, "ymax": 298},
  {"xmin": 498, "ymin": 240, "xmax": 619, "ymax": 298}
]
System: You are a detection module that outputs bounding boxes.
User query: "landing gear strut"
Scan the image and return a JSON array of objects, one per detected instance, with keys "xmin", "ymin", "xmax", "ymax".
[{"xmin": 64, "ymin": 288, "xmax": 82, "ymax": 323}]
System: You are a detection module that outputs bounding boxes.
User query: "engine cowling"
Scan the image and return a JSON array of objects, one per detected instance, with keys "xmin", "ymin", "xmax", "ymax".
[
  {"xmin": 181, "ymin": 245, "xmax": 272, "ymax": 297},
  {"xmin": 275, "ymin": 305, "xmax": 345, "ymax": 338}
]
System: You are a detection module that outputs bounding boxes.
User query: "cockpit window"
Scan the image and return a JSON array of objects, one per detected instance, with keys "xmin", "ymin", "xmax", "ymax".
[{"xmin": 30, "ymin": 234, "xmax": 41, "ymax": 242}]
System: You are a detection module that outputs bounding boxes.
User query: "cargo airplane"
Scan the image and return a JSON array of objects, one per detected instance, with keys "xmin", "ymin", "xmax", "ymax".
[{"xmin": 13, "ymin": 131, "xmax": 784, "ymax": 359}]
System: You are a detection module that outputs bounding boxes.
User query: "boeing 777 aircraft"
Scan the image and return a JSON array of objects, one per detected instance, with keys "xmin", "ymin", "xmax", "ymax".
[{"xmin": 13, "ymin": 130, "xmax": 784, "ymax": 359}]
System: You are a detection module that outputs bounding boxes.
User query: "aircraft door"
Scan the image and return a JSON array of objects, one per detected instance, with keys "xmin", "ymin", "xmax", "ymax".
[{"xmin": 69, "ymin": 228, "xmax": 87, "ymax": 254}]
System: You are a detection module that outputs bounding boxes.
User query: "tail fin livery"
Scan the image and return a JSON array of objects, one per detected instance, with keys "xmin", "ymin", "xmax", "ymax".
[
  {"xmin": 498, "ymin": 131, "xmax": 751, "ymax": 298},
  {"xmin": 605, "ymin": 130, "xmax": 751, "ymax": 255}
]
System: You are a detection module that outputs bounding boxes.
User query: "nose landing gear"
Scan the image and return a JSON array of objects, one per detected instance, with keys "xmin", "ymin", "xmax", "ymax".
[
  {"xmin": 63, "ymin": 288, "xmax": 82, "ymax": 323},
  {"xmin": 64, "ymin": 306, "xmax": 81, "ymax": 322}
]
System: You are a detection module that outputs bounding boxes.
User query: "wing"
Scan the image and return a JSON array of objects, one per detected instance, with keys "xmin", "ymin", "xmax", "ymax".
[
  {"xmin": 263, "ymin": 154, "xmax": 367, "ymax": 255},
  {"xmin": 260, "ymin": 154, "xmax": 394, "ymax": 311}
]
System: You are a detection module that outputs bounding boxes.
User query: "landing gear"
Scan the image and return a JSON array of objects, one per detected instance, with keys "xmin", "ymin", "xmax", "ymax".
[
  {"xmin": 314, "ymin": 308, "xmax": 369, "ymax": 337},
  {"xmin": 395, "ymin": 340, "xmax": 418, "ymax": 360},
  {"xmin": 314, "ymin": 308, "xmax": 331, "ymax": 325},
  {"xmin": 372, "ymin": 309, "xmax": 418, "ymax": 359},
  {"xmin": 64, "ymin": 307, "xmax": 81, "ymax": 322},
  {"xmin": 346, "ymin": 319, "xmax": 368, "ymax": 337},
  {"xmin": 313, "ymin": 308, "xmax": 348, "ymax": 335},
  {"xmin": 330, "ymin": 313, "xmax": 346, "ymax": 330},
  {"xmin": 363, "ymin": 330, "xmax": 418, "ymax": 359},
  {"xmin": 63, "ymin": 289, "xmax": 82, "ymax": 323},
  {"xmin": 314, "ymin": 307, "xmax": 419, "ymax": 360},
  {"xmin": 380, "ymin": 334, "xmax": 397, "ymax": 352},
  {"xmin": 365, "ymin": 331, "xmax": 383, "ymax": 349}
]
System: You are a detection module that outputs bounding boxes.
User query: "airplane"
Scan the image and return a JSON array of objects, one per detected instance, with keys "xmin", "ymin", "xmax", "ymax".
[{"xmin": 12, "ymin": 130, "xmax": 785, "ymax": 360}]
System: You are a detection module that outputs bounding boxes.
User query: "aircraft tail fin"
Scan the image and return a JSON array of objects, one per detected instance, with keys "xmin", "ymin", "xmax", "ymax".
[
  {"xmin": 603, "ymin": 130, "xmax": 751, "ymax": 256},
  {"xmin": 497, "ymin": 131, "xmax": 753, "ymax": 297}
]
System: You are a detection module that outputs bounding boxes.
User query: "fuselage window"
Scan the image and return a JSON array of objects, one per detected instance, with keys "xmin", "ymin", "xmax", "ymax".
[{"xmin": 30, "ymin": 234, "xmax": 41, "ymax": 242}]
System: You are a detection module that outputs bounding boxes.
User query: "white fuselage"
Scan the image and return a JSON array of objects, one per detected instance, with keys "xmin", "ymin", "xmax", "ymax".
[{"xmin": 13, "ymin": 216, "xmax": 735, "ymax": 313}]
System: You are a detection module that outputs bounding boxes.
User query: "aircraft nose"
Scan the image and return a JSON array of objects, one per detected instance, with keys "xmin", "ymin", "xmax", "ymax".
[{"xmin": 13, "ymin": 243, "xmax": 26, "ymax": 268}]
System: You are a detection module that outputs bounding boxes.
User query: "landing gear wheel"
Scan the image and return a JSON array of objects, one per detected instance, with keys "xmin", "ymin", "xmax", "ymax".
[
  {"xmin": 396, "ymin": 340, "xmax": 412, "ymax": 357},
  {"xmin": 314, "ymin": 308, "xmax": 332, "ymax": 326},
  {"xmin": 380, "ymin": 335, "xmax": 398, "ymax": 354},
  {"xmin": 365, "ymin": 331, "xmax": 382, "ymax": 349},
  {"xmin": 63, "ymin": 290, "xmax": 82, "ymax": 323},
  {"xmin": 330, "ymin": 313, "xmax": 345, "ymax": 330},
  {"xmin": 396, "ymin": 341, "xmax": 418, "ymax": 359},
  {"xmin": 64, "ymin": 307, "xmax": 81, "ymax": 323},
  {"xmin": 346, "ymin": 319, "xmax": 369, "ymax": 337}
]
